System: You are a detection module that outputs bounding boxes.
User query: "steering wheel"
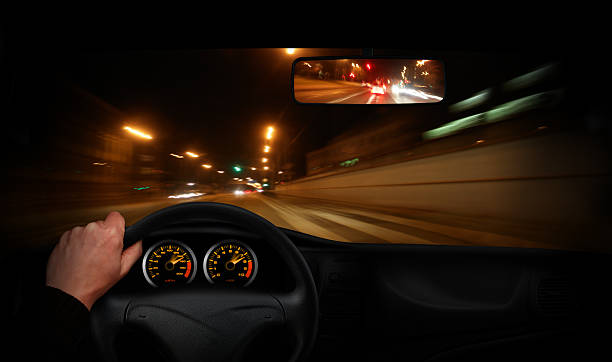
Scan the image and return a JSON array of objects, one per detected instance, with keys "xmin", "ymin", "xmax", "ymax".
[{"xmin": 90, "ymin": 202, "xmax": 319, "ymax": 362}]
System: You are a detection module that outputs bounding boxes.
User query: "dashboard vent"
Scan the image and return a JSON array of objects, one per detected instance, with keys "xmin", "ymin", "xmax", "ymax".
[{"xmin": 536, "ymin": 276, "xmax": 575, "ymax": 317}]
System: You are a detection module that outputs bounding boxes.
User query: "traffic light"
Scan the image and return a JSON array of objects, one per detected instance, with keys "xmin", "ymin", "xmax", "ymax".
[{"xmin": 233, "ymin": 165, "xmax": 242, "ymax": 172}]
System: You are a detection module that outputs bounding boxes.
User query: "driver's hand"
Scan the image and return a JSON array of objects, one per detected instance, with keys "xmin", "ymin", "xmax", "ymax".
[{"xmin": 46, "ymin": 211, "xmax": 142, "ymax": 310}]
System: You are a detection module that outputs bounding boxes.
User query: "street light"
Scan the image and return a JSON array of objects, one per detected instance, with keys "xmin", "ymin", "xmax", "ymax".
[
  {"xmin": 185, "ymin": 151, "xmax": 200, "ymax": 158},
  {"xmin": 265, "ymin": 126, "xmax": 274, "ymax": 140},
  {"xmin": 123, "ymin": 126, "xmax": 153, "ymax": 140},
  {"xmin": 262, "ymin": 157, "xmax": 268, "ymax": 163},
  {"xmin": 169, "ymin": 153, "xmax": 184, "ymax": 159},
  {"xmin": 286, "ymin": 48, "xmax": 296, "ymax": 55},
  {"xmin": 202, "ymin": 164, "xmax": 212, "ymax": 169},
  {"xmin": 264, "ymin": 145, "xmax": 270, "ymax": 153},
  {"xmin": 217, "ymin": 170, "xmax": 225, "ymax": 174}
]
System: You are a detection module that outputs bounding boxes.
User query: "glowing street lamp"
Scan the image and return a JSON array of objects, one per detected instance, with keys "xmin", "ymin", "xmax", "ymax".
[
  {"xmin": 201, "ymin": 164, "xmax": 212, "ymax": 169},
  {"xmin": 263, "ymin": 166, "xmax": 269, "ymax": 170},
  {"xmin": 286, "ymin": 48, "xmax": 296, "ymax": 55},
  {"xmin": 185, "ymin": 151, "xmax": 200, "ymax": 158},
  {"xmin": 264, "ymin": 145, "xmax": 270, "ymax": 153},
  {"xmin": 265, "ymin": 126, "xmax": 274, "ymax": 140},
  {"xmin": 123, "ymin": 126, "xmax": 153, "ymax": 140},
  {"xmin": 217, "ymin": 170, "xmax": 225, "ymax": 174},
  {"xmin": 262, "ymin": 157, "xmax": 268, "ymax": 163},
  {"xmin": 169, "ymin": 153, "xmax": 184, "ymax": 159}
]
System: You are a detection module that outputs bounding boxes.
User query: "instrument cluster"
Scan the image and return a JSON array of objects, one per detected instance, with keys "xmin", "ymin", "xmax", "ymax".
[{"xmin": 141, "ymin": 238, "xmax": 259, "ymax": 288}]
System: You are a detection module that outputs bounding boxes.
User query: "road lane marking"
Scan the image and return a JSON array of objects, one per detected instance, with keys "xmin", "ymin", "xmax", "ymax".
[
  {"xmin": 299, "ymin": 208, "xmax": 435, "ymax": 244},
  {"xmin": 321, "ymin": 206, "xmax": 541, "ymax": 248},
  {"xmin": 257, "ymin": 196, "xmax": 351, "ymax": 242},
  {"xmin": 328, "ymin": 89, "xmax": 371, "ymax": 104}
]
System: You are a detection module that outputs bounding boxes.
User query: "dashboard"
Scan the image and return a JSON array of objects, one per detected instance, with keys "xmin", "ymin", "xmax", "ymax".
[
  {"xmin": 142, "ymin": 239, "xmax": 258, "ymax": 287},
  {"xmin": 10, "ymin": 221, "xmax": 612, "ymax": 362},
  {"xmin": 116, "ymin": 225, "xmax": 293, "ymax": 292}
]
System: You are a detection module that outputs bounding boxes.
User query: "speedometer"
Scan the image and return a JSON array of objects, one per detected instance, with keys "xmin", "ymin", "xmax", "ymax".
[
  {"xmin": 203, "ymin": 240, "xmax": 258, "ymax": 286},
  {"xmin": 142, "ymin": 240, "xmax": 197, "ymax": 287}
]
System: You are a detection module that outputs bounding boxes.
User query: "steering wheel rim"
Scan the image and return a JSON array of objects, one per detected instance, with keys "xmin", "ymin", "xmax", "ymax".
[{"xmin": 90, "ymin": 202, "xmax": 319, "ymax": 362}]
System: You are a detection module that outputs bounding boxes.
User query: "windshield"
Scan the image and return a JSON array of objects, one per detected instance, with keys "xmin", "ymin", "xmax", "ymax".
[{"xmin": 2, "ymin": 48, "xmax": 610, "ymax": 252}]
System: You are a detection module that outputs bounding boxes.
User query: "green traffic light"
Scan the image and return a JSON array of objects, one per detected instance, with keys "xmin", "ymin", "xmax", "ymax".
[{"xmin": 233, "ymin": 166, "xmax": 242, "ymax": 172}]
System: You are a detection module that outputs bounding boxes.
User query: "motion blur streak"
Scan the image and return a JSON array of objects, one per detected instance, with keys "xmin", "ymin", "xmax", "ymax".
[
  {"xmin": 3, "ymin": 54, "xmax": 610, "ymax": 253},
  {"xmin": 123, "ymin": 126, "xmax": 153, "ymax": 140},
  {"xmin": 168, "ymin": 192, "xmax": 204, "ymax": 199}
]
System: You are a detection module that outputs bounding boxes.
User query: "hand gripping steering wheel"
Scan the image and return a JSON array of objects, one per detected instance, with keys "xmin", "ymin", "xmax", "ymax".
[{"xmin": 90, "ymin": 202, "xmax": 319, "ymax": 362}]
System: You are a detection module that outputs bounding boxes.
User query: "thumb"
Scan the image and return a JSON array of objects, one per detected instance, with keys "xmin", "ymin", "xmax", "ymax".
[{"xmin": 120, "ymin": 240, "xmax": 143, "ymax": 278}]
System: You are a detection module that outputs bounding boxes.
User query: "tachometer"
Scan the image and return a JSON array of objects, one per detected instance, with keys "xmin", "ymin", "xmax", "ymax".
[
  {"xmin": 203, "ymin": 240, "xmax": 258, "ymax": 286},
  {"xmin": 142, "ymin": 240, "xmax": 197, "ymax": 287}
]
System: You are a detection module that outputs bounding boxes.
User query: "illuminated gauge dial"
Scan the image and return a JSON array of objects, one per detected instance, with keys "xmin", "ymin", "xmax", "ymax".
[
  {"xmin": 142, "ymin": 240, "xmax": 197, "ymax": 287},
  {"xmin": 204, "ymin": 240, "xmax": 258, "ymax": 286}
]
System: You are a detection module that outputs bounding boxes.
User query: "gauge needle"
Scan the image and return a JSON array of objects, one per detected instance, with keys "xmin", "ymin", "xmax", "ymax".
[
  {"xmin": 230, "ymin": 253, "xmax": 248, "ymax": 264},
  {"xmin": 169, "ymin": 255, "xmax": 184, "ymax": 265}
]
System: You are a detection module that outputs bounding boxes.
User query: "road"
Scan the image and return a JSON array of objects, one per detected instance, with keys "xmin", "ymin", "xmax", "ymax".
[
  {"xmin": 5, "ymin": 191, "xmax": 568, "ymax": 251},
  {"xmin": 294, "ymin": 77, "xmax": 442, "ymax": 104}
]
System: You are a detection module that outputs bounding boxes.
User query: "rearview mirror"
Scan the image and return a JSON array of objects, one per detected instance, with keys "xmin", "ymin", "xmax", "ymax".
[{"xmin": 292, "ymin": 57, "xmax": 445, "ymax": 104}]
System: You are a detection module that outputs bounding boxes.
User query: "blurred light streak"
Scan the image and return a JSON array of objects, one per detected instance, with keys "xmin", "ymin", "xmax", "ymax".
[
  {"xmin": 391, "ymin": 86, "xmax": 442, "ymax": 101},
  {"xmin": 485, "ymin": 89, "xmax": 564, "ymax": 123},
  {"xmin": 123, "ymin": 126, "xmax": 153, "ymax": 140},
  {"xmin": 168, "ymin": 192, "xmax": 204, "ymax": 199},
  {"xmin": 185, "ymin": 152, "xmax": 200, "ymax": 158},
  {"xmin": 503, "ymin": 63, "xmax": 559, "ymax": 92},
  {"xmin": 422, "ymin": 89, "xmax": 564, "ymax": 140},
  {"xmin": 170, "ymin": 153, "xmax": 184, "ymax": 158},
  {"xmin": 422, "ymin": 113, "xmax": 486, "ymax": 140},
  {"xmin": 449, "ymin": 89, "xmax": 491, "ymax": 113},
  {"xmin": 266, "ymin": 126, "xmax": 274, "ymax": 140}
]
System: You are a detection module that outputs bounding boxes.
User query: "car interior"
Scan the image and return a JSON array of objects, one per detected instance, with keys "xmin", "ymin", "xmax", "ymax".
[{"xmin": 2, "ymin": 24, "xmax": 611, "ymax": 362}]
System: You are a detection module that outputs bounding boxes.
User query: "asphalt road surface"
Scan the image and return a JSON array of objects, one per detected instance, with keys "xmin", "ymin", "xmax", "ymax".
[
  {"xmin": 5, "ymin": 191, "xmax": 570, "ymax": 251},
  {"xmin": 294, "ymin": 79, "xmax": 442, "ymax": 104}
]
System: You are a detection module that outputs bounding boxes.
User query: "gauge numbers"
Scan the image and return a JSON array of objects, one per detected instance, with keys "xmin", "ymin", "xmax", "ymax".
[
  {"xmin": 204, "ymin": 240, "xmax": 258, "ymax": 286},
  {"xmin": 143, "ymin": 240, "xmax": 197, "ymax": 287}
]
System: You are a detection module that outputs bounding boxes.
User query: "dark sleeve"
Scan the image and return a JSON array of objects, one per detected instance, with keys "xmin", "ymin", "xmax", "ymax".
[{"xmin": 42, "ymin": 286, "xmax": 97, "ymax": 362}]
